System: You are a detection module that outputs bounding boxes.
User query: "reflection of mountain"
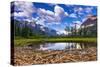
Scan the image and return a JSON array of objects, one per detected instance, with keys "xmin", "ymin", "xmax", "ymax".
[{"xmin": 13, "ymin": 19, "xmax": 57, "ymax": 37}]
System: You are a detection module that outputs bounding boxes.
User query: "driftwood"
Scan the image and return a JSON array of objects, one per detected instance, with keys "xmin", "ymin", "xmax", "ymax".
[{"xmin": 13, "ymin": 47, "xmax": 97, "ymax": 66}]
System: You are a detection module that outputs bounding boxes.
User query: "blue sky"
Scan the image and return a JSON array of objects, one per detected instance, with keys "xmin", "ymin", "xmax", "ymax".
[{"xmin": 11, "ymin": 1, "xmax": 97, "ymax": 35}]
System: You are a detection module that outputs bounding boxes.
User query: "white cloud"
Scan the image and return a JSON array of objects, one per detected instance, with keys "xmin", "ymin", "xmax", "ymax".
[
  {"xmin": 12, "ymin": 11, "xmax": 31, "ymax": 18},
  {"xmin": 69, "ymin": 21, "xmax": 82, "ymax": 30},
  {"xmin": 65, "ymin": 12, "xmax": 69, "ymax": 16},
  {"xmin": 14, "ymin": 1, "xmax": 36, "ymax": 13},
  {"xmin": 57, "ymin": 30, "xmax": 68, "ymax": 35},
  {"xmin": 54, "ymin": 5, "xmax": 68, "ymax": 21},
  {"xmin": 36, "ymin": 18, "xmax": 46, "ymax": 26},
  {"xmin": 85, "ymin": 7, "xmax": 93, "ymax": 13},
  {"xmin": 12, "ymin": 2, "xmax": 69, "ymax": 24},
  {"xmin": 37, "ymin": 5, "xmax": 68, "ymax": 23},
  {"xmin": 74, "ymin": 8, "xmax": 78, "ymax": 13},
  {"xmin": 37, "ymin": 8, "xmax": 56, "ymax": 23},
  {"xmin": 78, "ymin": 7, "xmax": 83, "ymax": 12},
  {"xmin": 12, "ymin": 1, "xmax": 36, "ymax": 21},
  {"xmin": 23, "ymin": 17, "xmax": 39, "ymax": 22},
  {"xmin": 46, "ymin": 10, "xmax": 55, "ymax": 16},
  {"xmin": 73, "ymin": 7, "xmax": 84, "ymax": 16},
  {"xmin": 38, "ymin": 8, "xmax": 46, "ymax": 15},
  {"xmin": 24, "ymin": 18, "xmax": 32, "ymax": 22},
  {"xmin": 45, "ymin": 15, "xmax": 55, "ymax": 22},
  {"xmin": 54, "ymin": 5, "xmax": 65, "ymax": 16},
  {"xmin": 82, "ymin": 18, "xmax": 88, "ymax": 22},
  {"xmin": 74, "ymin": 7, "xmax": 82, "ymax": 13},
  {"xmin": 37, "ymin": 8, "xmax": 55, "ymax": 19},
  {"xmin": 69, "ymin": 13, "xmax": 77, "ymax": 18},
  {"xmin": 46, "ymin": 22, "xmax": 61, "ymax": 26},
  {"xmin": 74, "ymin": 21, "xmax": 81, "ymax": 24},
  {"xmin": 38, "ymin": 8, "xmax": 55, "ymax": 16},
  {"xmin": 72, "ymin": 21, "xmax": 82, "ymax": 29}
]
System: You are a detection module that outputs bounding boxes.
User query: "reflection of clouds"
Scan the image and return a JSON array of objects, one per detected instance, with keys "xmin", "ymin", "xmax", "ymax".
[
  {"xmin": 76, "ymin": 43, "xmax": 82, "ymax": 49},
  {"xmin": 47, "ymin": 43, "xmax": 67, "ymax": 50},
  {"xmin": 39, "ymin": 43, "xmax": 82, "ymax": 50}
]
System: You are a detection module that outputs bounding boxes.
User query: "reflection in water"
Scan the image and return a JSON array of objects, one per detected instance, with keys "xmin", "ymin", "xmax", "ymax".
[
  {"xmin": 28, "ymin": 42, "xmax": 96, "ymax": 50},
  {"xmin": 39, "ymin": 43, "xmax": 82, "ymax": 50}
]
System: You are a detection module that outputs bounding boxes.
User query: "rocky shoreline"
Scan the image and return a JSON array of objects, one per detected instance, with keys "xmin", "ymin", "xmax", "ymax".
[{"xmin": 13, "ymin": 47, "xmax": 97, "ymax": 66}]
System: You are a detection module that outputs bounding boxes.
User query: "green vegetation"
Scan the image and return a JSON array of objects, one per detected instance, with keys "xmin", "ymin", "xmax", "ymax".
[
  {"xmin": 14, "ymin": 37, "xmax": 97, "ymax": 46},
  {"xmin": 14, "ymin": 20, "xmax": 97, "ymax": 47}
]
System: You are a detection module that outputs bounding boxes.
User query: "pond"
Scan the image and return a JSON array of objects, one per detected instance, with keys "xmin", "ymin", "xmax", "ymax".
[{"xmin": 27, "ymin": 42, "xmax": 97, "ymax": 51}]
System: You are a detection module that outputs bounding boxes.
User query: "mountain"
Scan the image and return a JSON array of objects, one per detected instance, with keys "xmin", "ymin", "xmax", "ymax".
[
  {"xmin": 80, "ymin": 15, "xmax": 97, "ymax": 36},
  {"xmin": 12, "ymin": 19, "xmax": 57, "ymax": 37},
  {"xmin": 81, "ymin": 15, "xmax": 97, "ymax": 26}
]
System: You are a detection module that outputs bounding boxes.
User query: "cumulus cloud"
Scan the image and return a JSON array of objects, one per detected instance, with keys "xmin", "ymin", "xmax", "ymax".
[
  {"xmin": 69, "ymin": 13, "xmax": 77, "ymax": 18},
  {"xmin": 37, "ymin": 8, "xmax": 56, "ymax": 23},
  {"xmin": 73, "ymin": 7, "xmax": 85, "ymax": 17},
  {"xmin": 74, "ymin": 7, "xmax": 83, "ymax": 13},
  {"xmin": 23, "ymin": 17, "xmax": 39, "ymax": 22},
  {"xmin": 74, "ymin": 6, "xmax": 93, "ymax": 15},
  {"xmin": 85, "ymin": 7, "xmax": 93, "ymax": 13},
  {"xmin": 36, "ymin": 18, "xmax": 46, "ymax": 26},
  {"xmin": 54, "ymin": 5, "xmax": 65, "ymax": 16},
  {"xmin": 78, "ymin": 7, "xmax": 83, "ymax": 12},
  {"xmin": 71, "ymin": 6, "xmax": 93, "ymax": 20},
  {"xmin": 12, "ymin": 1, "xmax": 36, "ymax": 20},
  {"xmin": 37, "ymin": 5, "xmax": 68, "ymax": 23},
  {"xmin": 54, "ymin": 5, "xmax": 68, "ymax": 21},
  {"xmin": 72, "ymin": 6, "xmax": 94, "ymax": 22},
  {"xmin": 37, "ymin": 8, "xmax": 55, "ymax": 19},
  {"xmin": 12, "ymin": 2, "xmax": 69, "ymax": 24}
]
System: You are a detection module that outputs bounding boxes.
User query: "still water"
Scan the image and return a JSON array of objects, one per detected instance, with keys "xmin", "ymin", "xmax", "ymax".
[{"xmin": 27, "ymin": 42, "xmax": 96, "ymax": 50}]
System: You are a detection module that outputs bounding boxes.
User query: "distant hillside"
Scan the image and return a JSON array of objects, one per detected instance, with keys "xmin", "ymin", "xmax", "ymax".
[
  {"xmin": 81, "ymin": 15, "xmax": 97, "ymax": 26},
  {"xmin": 12, "ymin": 19, "xmax": 58, "ymax": 38}
]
